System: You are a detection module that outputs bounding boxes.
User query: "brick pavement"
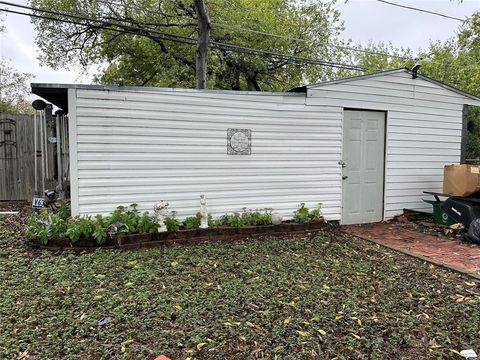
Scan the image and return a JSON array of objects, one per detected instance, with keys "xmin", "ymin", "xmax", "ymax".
[{"xmin": 345, "ymin": 222, "xmax": 480, "ymax": 276}]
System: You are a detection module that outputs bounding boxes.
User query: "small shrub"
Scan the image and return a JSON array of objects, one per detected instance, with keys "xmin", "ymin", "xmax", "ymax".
[
  {"xmin": 218, "ymin": 213, "xmax": 246, "ymax": 228},
  {"xmin": 92, "ymin": 215, "xmax": 109, "ymax": 245},
  {"xmin": 137, "ymin": 212, "xmax": 159, "ymax": 234},
  {"xmin": 56, "ymin": 202, "xmax": 71, "ymax": 220},
  {"xmin": 66, "ymin": 217, "xmax": 95, "ymax": 243},
  {"xmin": 293, "ymin": 202, "xmax": 323, "ymax": 223},
  {"xmin": 26, "ymin": 203, "xmax": 164, "ymax": 245},
  {"xmin": 241, "ymin": 209, "xmax": 273, "ymax": 226},
  {"xmin": 183, "ymin": 213, "xmax": 201, "ymax": 229},
  {"xmin": 308, "ymin": 203, "xmax": 322, "ymax": 220},
  {"xmin": 208, "ymin": 214, "xmax": 220, "ymax": 228},
  {"xmin": 165, "ymin": 212, "xmax": 180, "ymax": 232},
  {"xmin": 110, "ymin": 204, "xmax": 140, "ymax": 233},
  {"xmin": 48, "ymin": 213, "xmax": 67, "ymax": 237},
  {"xmin": 293, "ymin": 203, "xmax": 310, "ymax": 223},
  {"xmin": 25, "ymin": 210, "xmax": 67, "ymax": 245}
]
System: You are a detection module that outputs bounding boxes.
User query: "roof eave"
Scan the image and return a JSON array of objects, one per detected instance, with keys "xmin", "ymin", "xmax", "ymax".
[
  {"xmin": 414, "ymin": 73, "xmax": 480, "ymax": 105},
  {"xmin": 304, "ymin": 68, "xmax": 407, "ymax": 90},
  {"xmin": 301, "ymin": 68, "xmax": 480, "ymax": 105}
]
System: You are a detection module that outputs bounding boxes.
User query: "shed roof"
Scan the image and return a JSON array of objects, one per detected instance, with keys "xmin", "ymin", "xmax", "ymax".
[
  {"xmin": 291, "ymin": 68, "xmax": 480, "ymax": 105},
  {"xmin": 32, "ymin": 68, "xmax": 480, "ymax": 112},
  {"xmin": 30, "ymin": 83, "xmax": 300, "ymax": 113}
]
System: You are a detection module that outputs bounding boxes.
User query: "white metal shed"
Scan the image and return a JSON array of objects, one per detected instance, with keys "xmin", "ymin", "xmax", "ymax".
[{"xmin": 32, "ymin": 68, "xmax": 480, "ymax": 224}]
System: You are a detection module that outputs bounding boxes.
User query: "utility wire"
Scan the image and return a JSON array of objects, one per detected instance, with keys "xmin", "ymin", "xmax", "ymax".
[
  {"xmin": 377, "ymin": 0, "xmax": 465, "ymax": 22},
  {"xmin": 211, "ymin": 22, "xmax": 413, "ymax": 61},
  {"xmin": 0, "ymin": 1, "xmax": 197, "ymax": 44},
  {"xmin": 56, "ymin": 0, "xmax": 412, "ymax": 62},
  {"xmin": 0, "ymin": 1, "xmax": 366, "ymax": 71}
]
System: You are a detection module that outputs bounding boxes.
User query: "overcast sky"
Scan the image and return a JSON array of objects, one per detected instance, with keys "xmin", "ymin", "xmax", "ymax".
[{"xmin": 0, "ymin": 0, "xmax": 479, "ymax": 86}]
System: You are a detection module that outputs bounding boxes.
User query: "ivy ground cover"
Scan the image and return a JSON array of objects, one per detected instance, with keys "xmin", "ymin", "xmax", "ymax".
[{"xmin": 1, "ymin": 216, "xmax": 480, "ymax": 359}]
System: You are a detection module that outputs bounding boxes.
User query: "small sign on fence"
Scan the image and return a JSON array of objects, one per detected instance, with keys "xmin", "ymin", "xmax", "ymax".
[{"xmin": 32, "ymin": 197, "xmax": 45, "ymax": 209}]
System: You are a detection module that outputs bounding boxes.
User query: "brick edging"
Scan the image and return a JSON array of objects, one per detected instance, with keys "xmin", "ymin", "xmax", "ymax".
[{"xmin": 29, "ymin": 222, "xmax": 326, "ymax": 252}]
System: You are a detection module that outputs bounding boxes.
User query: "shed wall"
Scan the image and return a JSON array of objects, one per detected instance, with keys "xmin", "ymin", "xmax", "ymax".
[
  {"xmin": 71, "ymin": 89, "xmax": 343, "ymax": 219},
  {"xmin": 307, "ymin": 71, "xmax": 465, "ymax": 219}
]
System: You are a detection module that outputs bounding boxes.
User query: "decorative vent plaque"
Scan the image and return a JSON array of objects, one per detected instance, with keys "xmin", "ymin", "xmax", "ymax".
[{"xmin": 227, "ymin": 128, "xmax": 251, "ymax": 155}]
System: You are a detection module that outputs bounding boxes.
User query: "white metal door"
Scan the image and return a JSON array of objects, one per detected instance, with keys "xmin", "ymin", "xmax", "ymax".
[{"xmin": 342, "ymin": 110, "xmax": 385, "ymax": 224}]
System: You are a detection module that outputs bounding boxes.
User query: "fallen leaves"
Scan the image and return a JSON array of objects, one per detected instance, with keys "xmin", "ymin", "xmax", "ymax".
[
  {"xmin": 350, "ymin": 333, "xmax": 361, "ymax": 340},
  {"xmin": 2, "ymin": 227, "xmax": 480, "ymax": 359},
  {"xmin": 120, "ymin": 339, "xmax": 133, "ymax": 353},
  {"xmin": 449, "ymin": 348, "xmax": 463, "ymax": 357},
  {"xmin": 296, "ymin": 330, "xmax": 310, "ymax": 337},
  {"xmin": 452, "ymin": 294, "xmax": 475, "ymax": 303},
  {"xmin": 224, "ymin": 321, "xmax": 241, "ymax": 327}
]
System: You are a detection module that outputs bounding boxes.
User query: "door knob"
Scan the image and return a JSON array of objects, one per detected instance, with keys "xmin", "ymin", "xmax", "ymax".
[
  {"xmin": 342, "ymin": 175, "xmax": 348, "ymax": 180},
  {"xmin": 338, "ymin": 160, "xmax": 347, "ymax": 168}
]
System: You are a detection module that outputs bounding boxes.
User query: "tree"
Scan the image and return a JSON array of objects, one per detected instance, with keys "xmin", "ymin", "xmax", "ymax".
[
  {"xmin": 353, "ymin": 11, "xmax": 480, "ymax": 159},
  {"xmin": 419, "ymin": 13, "xmax": 480, "ymax": 159},
  {"xmin": 349, "ymin": 42, "xmax": 414, "ymax": 73},
  {"xmin": 0, "ymin": 21, "xmax": 33, "ymax": 114},
  {"xmin": 31, "ymin": 0, "xmax": 348, "ymax": 91},
  {"xmin": 193, "ymin": 0, "xmax": 210, "ymax": 89}
]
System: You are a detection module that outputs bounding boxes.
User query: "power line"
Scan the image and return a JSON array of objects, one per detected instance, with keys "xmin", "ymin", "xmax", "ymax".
[
  {"xmin": 209, "ymin": 41, "xmax": 363, "ymax": 70},
  {"xmin": 0, "ymin": 1, "xmax": 197, "ymax": 44},
  {"xmin": 40, "ymin": 0, "xmax": 412, "ymax": 62},
  {"xmin": 100, "ymin": 0, "xmax": 413, "ymax": 61},
  {"xmin": 0, "ymin": 1, "xmax": 366, "ymax": 71},
  {"xmin": 377, "ymin": 0, "xmax": 465, "ymax": 22},
  {"xmin": 211, "ymin": 22, "xmax": 413, "ymax": 61}
]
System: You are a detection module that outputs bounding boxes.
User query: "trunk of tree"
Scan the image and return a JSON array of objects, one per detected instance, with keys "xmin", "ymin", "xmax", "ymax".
[{"xmin": 193, "ymin": 0, "xmax": 210, "ymax": 89}]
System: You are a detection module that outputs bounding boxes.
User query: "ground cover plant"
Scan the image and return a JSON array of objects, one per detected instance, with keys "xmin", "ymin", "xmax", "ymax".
[{"xmin": 1, "ymin": 207, "xmax": 480, "ymax": 359}]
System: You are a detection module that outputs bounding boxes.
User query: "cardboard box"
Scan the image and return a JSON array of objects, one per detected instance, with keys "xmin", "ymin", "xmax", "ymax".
[{"xmin": 443, "ymin": 164, "xmax": 480, "ymax": 197}]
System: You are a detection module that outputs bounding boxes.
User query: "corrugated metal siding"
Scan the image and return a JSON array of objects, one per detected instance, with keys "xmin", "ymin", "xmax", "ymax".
[
  {"xmin": 72, "ymin": 89, "xmax": 343, "ymax": 219},
  {"xmin": 307, "ymin": 71, "xmax": 465, "ymax": 219}
]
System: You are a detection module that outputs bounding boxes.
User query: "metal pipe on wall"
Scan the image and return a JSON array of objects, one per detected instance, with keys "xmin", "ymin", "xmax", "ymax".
[
  {"xmin": 32, "ymin": 99, "xmax": 47, "ymax": 196},
  {"xmin": 62, "ymin": 115, "xmax": 67, "ymax": 181},
  {"xmin": 56, "ymin": 114, "xmax": 62, "ymax": 191},
  {"xmin": 63, "ymin": 115, "xmax": 69, "ymax": 181},
  {"xmin": 33, "ymin": 110, "xmax": 38, "ymax": 194},
  {"xmin": 40, "ymin": 110, "xmax": 45, "ymax": 193},
  {"xmin": 43, "ymin": 111, "xmax": 49, "ymax": 180}
]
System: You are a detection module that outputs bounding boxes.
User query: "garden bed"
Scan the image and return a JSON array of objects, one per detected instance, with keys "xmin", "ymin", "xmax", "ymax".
[{"xmin": 29, "ymin": 219, "xmax": 326, "ymax": 250}]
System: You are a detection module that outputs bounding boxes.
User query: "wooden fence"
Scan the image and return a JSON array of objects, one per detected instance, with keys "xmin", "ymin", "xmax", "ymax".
[{"xmin": 0, "ymin": 111, "xmax": 66, "ymax": 201}]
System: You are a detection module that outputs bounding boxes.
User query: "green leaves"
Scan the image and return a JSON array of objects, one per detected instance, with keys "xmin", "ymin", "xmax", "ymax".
[
  {"xmin": 25, "ymin": 209, "xmax": 68, "ymax": 245},
  {"xmin": 217, "ymin": 209, "xmax": 273, "ymax": 228},
  {"xmin": 293, "ymin": 202, "xmax": 322, "ymax": 223},
  {"xmin": 183, "ymin": 214, "xmax": 201, "ymax": 230},
  {"xmin": 31, "ymin": 0, "xmax": 345, "ymax": 91},
  {"xmin": 27, "ymin": 204, "xmax": 160, "ymax": 245},
  {"xmin": 164, "ymin": 212, "xmax": 180, "ymax": 232},
  {"xmin": 65, "ymin": 216, "xmax": 95, "ymax": 243},
  {"xmin": 0, "ymin": 58, "xmax": 34, "ymax": 115},
  {"xmin": 137, "ymin": 211, "xmax": 159, "ymax": 234},
  {"xmin": 92, "ymin": 215, "xmax": 109, "ymax": 245}
]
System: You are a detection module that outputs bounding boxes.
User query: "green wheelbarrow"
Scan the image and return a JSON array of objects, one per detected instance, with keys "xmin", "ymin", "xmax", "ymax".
[{"xmin": 422, "ymin": 192, "xmax": 456, "ymax": 226}]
